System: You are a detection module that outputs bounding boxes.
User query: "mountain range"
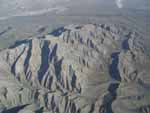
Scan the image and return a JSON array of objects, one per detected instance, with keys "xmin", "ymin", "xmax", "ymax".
[{"xmin": 0, "ymin": 24, "xmax": 149, "ymax": 113}]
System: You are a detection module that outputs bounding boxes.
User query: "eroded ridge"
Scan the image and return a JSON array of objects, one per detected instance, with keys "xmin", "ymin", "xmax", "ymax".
[{"xmin": 0, "ymin": 24, "xmax": 149, "ymax": 113}]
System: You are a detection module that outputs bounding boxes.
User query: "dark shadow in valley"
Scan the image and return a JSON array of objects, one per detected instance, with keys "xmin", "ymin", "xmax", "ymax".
[
  {"xmin": 24, "ymin": 40, "xmax": 32, "ymax": 75},
  {"xmin": 9, "ymin": 39, "xmax": 30, "ymax": 49},
  {"xmin": 122, "ymin": 37, "xmax": 130, "ymax": 51},
  {"xmin": 106, "ymin": 52, "xmax": 121, "ymax": 113},
  {"xmin": 38, "ymin": 41, "xmax": 50, "ymax": 82},
  {"xmin": 3, "ymin": 104, "xmax": 29, "ymax": 113},
  {"xmin": 109, "ymin": 52, "xmax": 121, "ymax": 81},
  {"xmin": 49, "ymin": 44, "xmax": 58, "ymax": 62},
  {"xmin": 106, "ymin": 35, "xmax": 131, "ymax": 113},
  {"xmin": 54, "ymin": 58, "xmax": 63, "ymax": 81},
  {"xmin": 50, "ymin": 27, "xmax": 66, "ymax": 37},
  {"xmin": 11, "ymin": 47, "xmax": 26, "ymax": 75},
  {"xmin": 122, "ymin": 32, "xmax": 133, "ymax": 51}
]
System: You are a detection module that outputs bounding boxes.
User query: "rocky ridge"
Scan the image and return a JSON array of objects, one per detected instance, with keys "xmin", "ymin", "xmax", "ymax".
[{"xmin": 0, "ymin": 24, "xmax": 149, "ymax": 113}]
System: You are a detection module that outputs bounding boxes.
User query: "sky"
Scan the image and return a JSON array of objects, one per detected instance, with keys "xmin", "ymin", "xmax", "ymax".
[{"xmin": 0, "ymin": 0, "xmax": 149, "ymax": 20}]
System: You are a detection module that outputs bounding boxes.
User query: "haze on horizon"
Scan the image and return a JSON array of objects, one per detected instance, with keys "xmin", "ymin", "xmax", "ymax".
[{"xmin": 0, "ymin": 0, "xmax": 149, "ymax": 20}]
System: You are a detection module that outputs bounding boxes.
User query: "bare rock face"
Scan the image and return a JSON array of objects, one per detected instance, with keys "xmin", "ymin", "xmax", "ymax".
[
  {"xmin": 113, "ymin": 32, "xmax": 150, "ymax": 113},
  {"xmin": 0, "ymin": 24, "xmax": 149, "ymax": 113}
]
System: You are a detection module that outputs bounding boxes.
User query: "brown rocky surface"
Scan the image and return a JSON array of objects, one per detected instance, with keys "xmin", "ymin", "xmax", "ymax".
[{"xmin": 0, "ymin": 24, "xmax": 149, "ymax": 113}]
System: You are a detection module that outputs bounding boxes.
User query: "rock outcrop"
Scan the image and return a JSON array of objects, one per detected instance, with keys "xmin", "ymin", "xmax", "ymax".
[{"xmin": 0, "ymin": 24, "xmax": 149, "ymax": 113}]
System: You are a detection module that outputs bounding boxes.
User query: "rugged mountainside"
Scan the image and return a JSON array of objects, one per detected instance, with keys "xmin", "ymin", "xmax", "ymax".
[{"xmin": 0, "ymin": 24, "xmax": 149, "ymax": 113}]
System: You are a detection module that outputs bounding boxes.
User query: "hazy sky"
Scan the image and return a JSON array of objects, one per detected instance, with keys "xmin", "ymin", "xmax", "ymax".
[{"xmin": 0, "ymin": 0, "xmax": 149, "ymax": 19}]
